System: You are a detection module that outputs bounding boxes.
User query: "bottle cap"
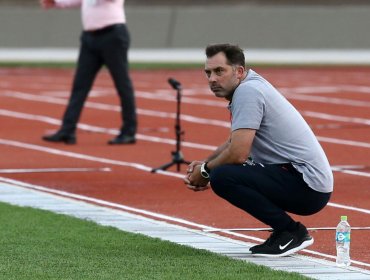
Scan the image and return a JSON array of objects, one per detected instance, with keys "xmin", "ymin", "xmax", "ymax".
[{"xmin": 341, "ymin": 215, "xmax": 348, "ymax": 221}]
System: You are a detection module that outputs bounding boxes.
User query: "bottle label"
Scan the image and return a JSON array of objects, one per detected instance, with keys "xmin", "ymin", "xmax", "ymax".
[{"xmin": 336, "ymin": 231, "xmax": 350, "ymax": 242}]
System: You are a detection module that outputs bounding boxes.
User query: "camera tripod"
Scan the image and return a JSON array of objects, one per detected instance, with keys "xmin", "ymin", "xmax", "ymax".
[{"xmin": 151, "ymin": 78, "xmax": 191, "ymax": 173}]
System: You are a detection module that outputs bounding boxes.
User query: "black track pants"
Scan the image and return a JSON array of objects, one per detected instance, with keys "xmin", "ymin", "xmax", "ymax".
[{"xmin": 210, "ymin": 163, "xmax": 331, "ymax": 231}]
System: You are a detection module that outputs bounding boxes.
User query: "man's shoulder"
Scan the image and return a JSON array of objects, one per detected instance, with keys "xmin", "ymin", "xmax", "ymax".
[
  {"xmin": 232, "ymin": 83, "xmax": 265, "ymax": 111},
  {"xmin": 240, "ymin": 70, "xmax": 267, "ymax": 90},
  {"xmin": 236, "ymin": 76, "xmax": 265, "ymax": 98}
]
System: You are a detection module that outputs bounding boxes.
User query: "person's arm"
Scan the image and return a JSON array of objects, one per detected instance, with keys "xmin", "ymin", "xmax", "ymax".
[
  {"xmin": 184, "ymin": 128, "xmax": 256, "ymax": 191},
  {"xmin": 205, "ymin": 138, "xmax": 231, "ymax": 161},
  {"xmin": 207, "ymin": 129, "xmax": 255, "ymax": 169},
  {"xmin": 40, "ymin": 0, "xmax": 81, "ymax": 9}
]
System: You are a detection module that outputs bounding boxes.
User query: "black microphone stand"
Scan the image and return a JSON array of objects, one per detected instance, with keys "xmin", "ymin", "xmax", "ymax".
[{"xmin": 151, "ymin": 78, "xmax": 191, "ymax": 173}]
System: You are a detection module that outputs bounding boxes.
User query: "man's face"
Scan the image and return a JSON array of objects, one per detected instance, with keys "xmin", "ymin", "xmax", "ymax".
[{"xmin": 204, "ymin": 52, "xmax": 243, "ymax": 100}]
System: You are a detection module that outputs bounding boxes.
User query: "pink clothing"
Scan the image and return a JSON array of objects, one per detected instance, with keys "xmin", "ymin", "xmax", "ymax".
[{"xmin": 55, "ymin": 0, "xmax": 125, "ymax": 31}]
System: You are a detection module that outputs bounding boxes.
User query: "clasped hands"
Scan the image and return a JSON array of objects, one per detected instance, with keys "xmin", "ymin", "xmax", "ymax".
[{"xmin": 183, "ymin": 161, "xmax": 210, "ymax": 192}]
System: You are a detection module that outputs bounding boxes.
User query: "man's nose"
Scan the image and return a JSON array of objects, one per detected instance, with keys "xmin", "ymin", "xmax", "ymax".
[{"xmin": 208, "ymin": 73, "xmax": 217, "ymax": 83}]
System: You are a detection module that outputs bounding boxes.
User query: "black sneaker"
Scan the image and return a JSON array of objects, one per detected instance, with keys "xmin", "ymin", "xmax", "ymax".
[{"xmin": 249, "ymin": 222, "xmax": 313, "ymax": 257}]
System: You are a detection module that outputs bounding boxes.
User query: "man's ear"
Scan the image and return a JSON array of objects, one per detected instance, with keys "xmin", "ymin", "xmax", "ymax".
[{"xmin": 236, "ymin": 65, "xmax": 245, "ymax": 78}]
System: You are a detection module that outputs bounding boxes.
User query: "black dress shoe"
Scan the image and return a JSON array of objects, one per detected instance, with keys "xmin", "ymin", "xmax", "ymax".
[
  {"xmin": 42, "ymin": 132, "xmax": 76, "ymax": 144},
  {"xmin": 108, "ymin": 135, "xmax": 136, "ymax": 145}
]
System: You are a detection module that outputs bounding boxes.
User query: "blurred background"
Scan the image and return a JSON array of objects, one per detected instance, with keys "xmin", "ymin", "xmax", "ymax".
[{"xmin": 1, "ymin": 0, "xmax": 370, "ymax": 63}]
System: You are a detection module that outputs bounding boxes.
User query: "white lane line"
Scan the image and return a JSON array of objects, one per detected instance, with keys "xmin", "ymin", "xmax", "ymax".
[
  {"xmin": 316, "ymin": 136, "xmax": 370, "ymax": 149},
  {"xmin": 136, "ymin": 90, "xmax": 227, "ymax": 107},
  {"xmin": 284, "ymin": 93, "xmax": 370, "ymax": 108},
  {"xmin": 331, "ymin": 165, "xmax": 368, "ymax": 169},
  {"xmin": 331, "ymin": 165, "xmax": 370, "ymax": 178},
  {"xmin": 204, "ymin": 227, "xmax": 370, "ymax": 232},
  {"xmin": 331, "ymin": 168, "xmax": 370, "ymax": 178},
  {"xmin": 1, "ymin": 139, "xmax": 369, "ymax": 216},
  {"xmin": 303, "ymin": 111, "xmax": 370, "ymax": 126},
  {"xmin": 328, "ymin": 202, "xmax": 370, "ymax": 215},
  {"xmin": 0, "ymin": 138, "xmax": 184, "ymax": 179},
  {"xmin": 280, "ymin": 85, "xmax": 370, "ymax": 95},
  {"xmin": 0, "ymin": 167, "xmax": 111, "ymax": 174}
]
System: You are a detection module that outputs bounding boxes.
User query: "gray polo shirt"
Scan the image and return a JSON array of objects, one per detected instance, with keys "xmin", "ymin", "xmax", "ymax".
[{"xmin": 229, "ymin": 69, "xmax": 333, "ymax": 193}]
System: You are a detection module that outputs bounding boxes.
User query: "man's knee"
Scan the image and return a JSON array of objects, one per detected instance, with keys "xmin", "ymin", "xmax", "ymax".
[{"xmin": 209, "ymin": 165, "xmax": 230, "ymax": 196}]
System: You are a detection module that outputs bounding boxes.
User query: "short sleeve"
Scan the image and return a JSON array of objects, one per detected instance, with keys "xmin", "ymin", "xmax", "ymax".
[{"xmin": 230, "ymin": 84, "xmax": 265, "ymax": 131}]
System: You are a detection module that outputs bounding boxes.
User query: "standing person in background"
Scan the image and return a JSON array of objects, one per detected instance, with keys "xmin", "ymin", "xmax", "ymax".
[
  {"xmin": 184, "ymin": 44, "xmax": 333, "ymax": 257},
  {"xmin": 40, "ymin": 0, "xmax": 137, "ymax": 145}
]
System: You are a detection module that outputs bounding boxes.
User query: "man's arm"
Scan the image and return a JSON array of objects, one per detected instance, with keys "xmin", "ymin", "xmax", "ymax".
[
  {"xmin": 207, "ymin": 128, "xmax": 255, "ymax": 169},
  {"xmin": 185, "ymin": 128, "xmax": 256, "ymax": 190},
  {"xmin": 185, "ymin": 137, "xmax": 230, "ymax": 175},
  {"xmin": 205, "ymin": 138, "xmax": 230, "ymax": 161}
]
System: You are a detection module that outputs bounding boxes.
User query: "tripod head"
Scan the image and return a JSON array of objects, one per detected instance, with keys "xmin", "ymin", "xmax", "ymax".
[{"xmin": 168, "ymin": 78, "xmax": 182, "ymax": 90}]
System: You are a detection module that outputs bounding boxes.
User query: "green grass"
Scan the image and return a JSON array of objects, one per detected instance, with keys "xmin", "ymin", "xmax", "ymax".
[{"xmin": 0, "ymin": 202, "xmax": 311, "ymax": 280}]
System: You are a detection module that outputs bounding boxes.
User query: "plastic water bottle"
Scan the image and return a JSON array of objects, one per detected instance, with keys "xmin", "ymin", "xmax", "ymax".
[{"xmin": 336, "ymin": 215, "xmax": 351, "ymax": 267}]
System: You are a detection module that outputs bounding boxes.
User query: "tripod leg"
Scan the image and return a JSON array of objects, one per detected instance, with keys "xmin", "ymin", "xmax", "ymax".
[
  {"xmin": 151, "ymin": 161, "xmax": 176, "ymax": 173},
  {"xmin": 152, "ymin": 154, "xmax": 191, "ymax": 173}
]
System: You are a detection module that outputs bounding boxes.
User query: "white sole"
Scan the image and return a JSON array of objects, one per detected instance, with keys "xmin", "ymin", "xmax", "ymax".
[{"xmin": 251, "ymin": 237, "xmax": 314, "ymax": 258}]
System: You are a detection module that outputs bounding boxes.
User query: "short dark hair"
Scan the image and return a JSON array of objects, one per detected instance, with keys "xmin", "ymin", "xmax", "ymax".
[{"xmin": 205, "ymin": 44, "xmax": 245, "ymax": 67}]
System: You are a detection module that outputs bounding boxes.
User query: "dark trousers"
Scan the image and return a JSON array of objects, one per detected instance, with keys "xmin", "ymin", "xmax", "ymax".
[
  {"xmin": 210, "ymin": 163, "xmax": 331, "ymax": 232},
  {"xmin": 60, "ymin": 24, "xmax": 137, "ymax": 136}
]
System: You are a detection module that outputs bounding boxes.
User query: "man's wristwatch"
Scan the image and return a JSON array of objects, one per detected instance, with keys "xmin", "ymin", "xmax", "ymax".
[{"xmin": 200, "ymin": 162, "xmax": 211, "ymax": 179}]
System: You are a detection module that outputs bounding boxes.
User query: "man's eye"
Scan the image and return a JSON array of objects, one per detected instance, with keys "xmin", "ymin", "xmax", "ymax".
[{"xmin": 216, "ymin": 69, "xmax": 223, "ymax": 75}]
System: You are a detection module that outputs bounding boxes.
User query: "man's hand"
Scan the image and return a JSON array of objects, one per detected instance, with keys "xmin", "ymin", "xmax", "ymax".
[
  {"xmin": 186, "ymin": 160, "xmax": 203, "ymax": 174},
  {"xmin": 184, "ymin": 161, "xmax": 210, "ymax": 192},
  {"xmin": 186, "ymin": 184, "xmax": 210, "ymax": 192},
  {"xmin": 40, "ymin": 0, "xmax": 56, "ymax": 9}
]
